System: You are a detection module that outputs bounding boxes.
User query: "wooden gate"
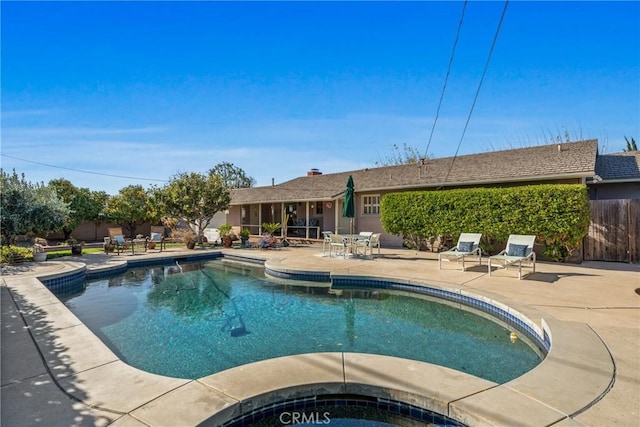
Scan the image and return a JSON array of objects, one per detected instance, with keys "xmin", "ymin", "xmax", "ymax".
[{"xmin": 584, "ymin": 199, "xmax": 640, "ymax": 263}]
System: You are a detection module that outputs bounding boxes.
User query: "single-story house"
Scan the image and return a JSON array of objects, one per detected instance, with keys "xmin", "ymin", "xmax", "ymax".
[
  {"xmin": 589, "ymin": 151, "xmax": 640, "ymax": 200},
  {"xmin": 228, "ymin": 139, "xmax": 604, "ymax": 248}
]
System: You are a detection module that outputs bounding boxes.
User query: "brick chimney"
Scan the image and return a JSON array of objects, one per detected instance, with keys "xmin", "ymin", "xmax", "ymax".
[{"xmin": 307, "ymin": 168, "xmax": 322, "ymax": 176}]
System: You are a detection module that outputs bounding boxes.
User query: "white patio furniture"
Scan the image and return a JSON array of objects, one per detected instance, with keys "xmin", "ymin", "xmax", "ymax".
[
  {"xmin": 329, "ymin": 234, "xmax": 347, "ymax": 259},
  {"xmin": 438, "ymin": 233, "xmax": 483, "ymax": 271},
  {"xmin": 354, "ymin": 232, "xmax": 373, "ymax": 256},
  {"xmin": 321, "ymin": 231, "xmax": 333, "ymax": 255},
  {"xmin": 354, "ymin": 232, "xmax": 381, "ymax": 258},
  {"xmin": 369, "ymin": 233, "xmax": 381, "ymax": 257},
  {"xmin": 488, "ymin": 234, "xmax": 537, "ymax": 280}
]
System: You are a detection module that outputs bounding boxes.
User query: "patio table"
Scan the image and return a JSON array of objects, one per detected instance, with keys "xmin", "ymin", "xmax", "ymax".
[{"xmin": 132, "ymin": 238, "xmax": 147, "ymax": 254}]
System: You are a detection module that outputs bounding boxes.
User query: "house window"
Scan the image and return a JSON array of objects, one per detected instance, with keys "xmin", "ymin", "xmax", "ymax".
[{"xmin": 362, "ymin": 195, "xmax": 380, "ymax": 215}]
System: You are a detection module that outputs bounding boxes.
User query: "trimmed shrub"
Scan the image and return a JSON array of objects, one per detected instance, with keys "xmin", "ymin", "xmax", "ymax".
[
  {"xmin": 381, "ymin": 184, "xmax": 590, "ymax": 262},
  {"xmin": 1, "ymin": 245, "xmax": 34, "ymax": 264}
]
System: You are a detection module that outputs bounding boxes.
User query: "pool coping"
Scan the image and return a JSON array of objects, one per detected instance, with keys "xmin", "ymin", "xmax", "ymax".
[{"xmin": 2, "ymin": 251, "xmax": 615, "ymax": 426}]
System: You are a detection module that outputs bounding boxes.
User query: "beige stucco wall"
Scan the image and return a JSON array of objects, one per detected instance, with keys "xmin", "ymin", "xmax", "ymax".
[{"xmin": 45, "ymin": 222, "xmax": 154, "ymax": 243}]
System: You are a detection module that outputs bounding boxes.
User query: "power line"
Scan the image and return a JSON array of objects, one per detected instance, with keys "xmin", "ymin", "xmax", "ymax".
[
  {"xmin": 423, "ymin": 0, "xmax": 468, "ymax": 160},
  {"xmin": 441, "ymin": 0, "xmax": 509, "ymax": 187},
  {"xmin": 1, "ymin": 153, "xmax": 169, "ymax": 183}
]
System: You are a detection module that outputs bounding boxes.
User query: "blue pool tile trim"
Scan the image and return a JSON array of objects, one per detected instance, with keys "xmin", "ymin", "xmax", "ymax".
[
  {"xmin": 265, "ymin": 267, "xmax": 331, "ymax": 282},
  {"xmin": 543, "ymin": 328, "xmax": 551, "ymax": 350},
  {"xmin": 128, "ymin": 252, "xmax": 223, "ymax": 268},
  {"xmin": 332, "ymin": 277, "xmax": 550, "ymax": 353},
  {"xmin": 86, "ymin": 263, "xmax": 127, "ymax": 279},
  {"xmin": 224, "ymin": 254, "xmax": 267, "ymax": 265},
  {"xmin": 220, "ymin": 394, "xmax": 465, "ymax": 427},
  {"xmin": 41, "ymin": 270, "xmax": 86, "ymax": 294}
]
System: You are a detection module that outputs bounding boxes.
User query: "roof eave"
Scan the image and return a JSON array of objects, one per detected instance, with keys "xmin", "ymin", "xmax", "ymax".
[
  {"xmin": 230, "ymin": 196, "xmax": 335, "ymax": 206},
  {"xmin": 361, "ymin": 172, "xmax": 594, "ymax": 193},
  {"xmin": 589, "ymin": 178, "xmax": 640, "ymax": 184}
]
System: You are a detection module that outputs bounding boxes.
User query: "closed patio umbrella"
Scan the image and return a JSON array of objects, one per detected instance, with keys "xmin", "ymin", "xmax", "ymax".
[{"xmin": 343, "ymin": 175, "xmax": 355, "ymax": 235}]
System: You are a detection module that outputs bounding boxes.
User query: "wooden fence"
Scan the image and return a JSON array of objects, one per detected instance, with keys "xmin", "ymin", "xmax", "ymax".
[{"xmin": 584, "ymin": 199, "xmax": 640, "ymax": 263}]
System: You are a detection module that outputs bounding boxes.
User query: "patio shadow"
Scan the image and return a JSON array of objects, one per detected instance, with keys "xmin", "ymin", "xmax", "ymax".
[
  {"xmin": 1, "ymin": 285, "xmax": 116, "ymax": 426},
  {"xmin": 524, "ymin": 272, "xmax": 599, "ymax": 284}
]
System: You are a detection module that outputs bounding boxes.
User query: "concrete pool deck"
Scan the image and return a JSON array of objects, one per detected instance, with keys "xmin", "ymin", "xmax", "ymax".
[{"xmin": 1, "ymin": 245, "xmax": 639, "ymax": 426}]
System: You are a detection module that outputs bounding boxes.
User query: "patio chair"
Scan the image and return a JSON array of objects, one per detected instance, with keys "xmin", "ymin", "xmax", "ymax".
[
  {"xmin": 147, "ymin": 226, "xmax": 166, "ymax": 252},
  {"xmin": 369, "ymin": 233, "xmax": 381, "ymax": 257},
  {"xmin": 107, "ymin": 227, "xmax": 134, "ymax": 255},
  {"xmin": 329, "ymin": 233, "xmax": 347, "ymax": 259},
  {"xmin": 488, "ymin": 235, "xmax": 537, "ymax": 280},
  {"xmin": 321, "ymin": 231, "xmax": 333, "ymax": 255},
  {"xmin": 438, "ymin": 233, "xmax": 483, "ymax": 271},
  {"xmin": 354, "ymin": 232, "xmax": 377, "ymax": 258}
]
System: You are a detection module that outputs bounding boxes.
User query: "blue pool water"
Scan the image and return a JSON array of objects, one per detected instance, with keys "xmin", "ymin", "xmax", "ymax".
[{"xmin": 59, "ymin": 260, "xmax": 541, "ymax": 383}]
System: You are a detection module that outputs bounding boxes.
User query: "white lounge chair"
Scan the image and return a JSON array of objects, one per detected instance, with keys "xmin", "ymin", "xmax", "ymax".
[
  {"xmin": 488, "ymin": 234, "xmax": 537, "ymax": 280},
  {"xmin": 438, "ymin": 233, "xmax": 483, "ymax": 271}
]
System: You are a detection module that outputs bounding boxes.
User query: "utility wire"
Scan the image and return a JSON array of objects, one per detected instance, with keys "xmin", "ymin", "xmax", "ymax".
[
  {"xmin": 1, "ymin": 153, "xmax": 169, "ymax": 182},
  {"xmin": 423, "ymin": 0, "xmax": 468, "ymax": 160},
  {"xmin": 441, "ymin": 0, "xmax": 509, "ymax": 187}
]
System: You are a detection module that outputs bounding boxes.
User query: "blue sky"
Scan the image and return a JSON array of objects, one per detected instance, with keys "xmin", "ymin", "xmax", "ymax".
[{"xmin": 2, "ymin": 1, "xmax": 639, "ymax": 195}]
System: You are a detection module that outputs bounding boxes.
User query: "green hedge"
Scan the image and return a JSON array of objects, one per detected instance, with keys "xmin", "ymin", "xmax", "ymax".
[{"xmin": 381, "ymin": 184, "xmax": 590, "ymax": 261}]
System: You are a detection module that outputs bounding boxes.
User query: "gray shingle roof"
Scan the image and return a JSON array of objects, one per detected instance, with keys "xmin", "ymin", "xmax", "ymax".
[
  {"xmin": 594, "ymin": 152, "xmax": 640, "ymax": 181},
  {"xmin": 231, "ymin": 140, "xmax": 598, "ymax": 204}
]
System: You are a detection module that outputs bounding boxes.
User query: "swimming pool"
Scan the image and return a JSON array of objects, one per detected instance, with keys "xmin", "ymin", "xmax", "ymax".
[{"xmin": 58, "ymin": 259, "xmax": 542, "ymax": 383}]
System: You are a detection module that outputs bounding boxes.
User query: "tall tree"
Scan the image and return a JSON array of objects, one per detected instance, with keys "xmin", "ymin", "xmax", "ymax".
[
  {"xmin": 160, "ymin": 171, "xmax": 231, "ymax": 241},
  {"xmin": 145, "ymin": 184, "xmax": 166, "ymax": 226},
  {"xmin": 49, "ymin": 179, "xmax": 109, "ymax": 240},
  {"xmin": 105, "ymin": 185, "xmax": 150, "ymax": 237},
  {"xmin": 1, "ymin": 169, "xmax": 69, "ymax": 245},
  {"xmin": 209, "ymin": 162, "xmax": 255, "ymax": 188}
]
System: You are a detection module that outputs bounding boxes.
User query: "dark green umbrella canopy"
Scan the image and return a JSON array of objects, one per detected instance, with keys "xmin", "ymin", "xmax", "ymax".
[{"xmin": 343, "ymin": 175, "xmax": 355, "ymax": 218}]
